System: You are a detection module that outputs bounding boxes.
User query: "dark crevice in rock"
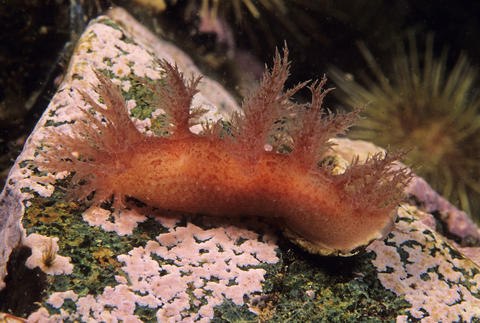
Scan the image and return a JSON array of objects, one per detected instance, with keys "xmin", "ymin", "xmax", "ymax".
[{"xmin": 0, "ymin": 246, "xmax": 46, "ymax": 318}]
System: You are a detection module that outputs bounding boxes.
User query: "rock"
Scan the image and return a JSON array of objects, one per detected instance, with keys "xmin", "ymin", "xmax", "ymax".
[{"xmin": 1, "ymin": 7, "xmax": 480, "ymax": 322}]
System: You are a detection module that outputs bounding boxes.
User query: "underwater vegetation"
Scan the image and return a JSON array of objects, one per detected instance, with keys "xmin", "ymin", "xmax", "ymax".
[{"xmin": 330, "ymin": 34, "xmax": 480, "ymax": 221}]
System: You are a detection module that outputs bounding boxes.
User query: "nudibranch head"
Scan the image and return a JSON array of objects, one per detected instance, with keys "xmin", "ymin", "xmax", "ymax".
[{"xmin": 33, "ymin": 47, "xmax": 412, "ymax": 256}]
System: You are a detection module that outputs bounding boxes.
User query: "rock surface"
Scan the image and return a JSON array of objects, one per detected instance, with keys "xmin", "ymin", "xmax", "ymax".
[{"xmin": 1, "ymin": 7, "xmax": 480, "ymax": 322}]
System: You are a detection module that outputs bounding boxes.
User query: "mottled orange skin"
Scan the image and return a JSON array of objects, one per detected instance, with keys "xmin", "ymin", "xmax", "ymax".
[{"xmin": 103, "ymin": 134, "xmax": 393, "ymax": 253}]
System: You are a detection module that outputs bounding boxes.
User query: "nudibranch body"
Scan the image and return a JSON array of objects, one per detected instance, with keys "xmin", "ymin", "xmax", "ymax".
[{"xmin": 34, "ymin": 48, "xmax": 411, "ymax": 256}]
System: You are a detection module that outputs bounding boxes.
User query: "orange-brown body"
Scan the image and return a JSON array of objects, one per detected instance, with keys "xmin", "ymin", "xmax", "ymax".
[
  {"xmin": 35, "ymin": 49, "xmax": 410, "ymax": 255},
  {"xmin": 100, "ymin": 134, "xmax": 393, "ymax": 254}
]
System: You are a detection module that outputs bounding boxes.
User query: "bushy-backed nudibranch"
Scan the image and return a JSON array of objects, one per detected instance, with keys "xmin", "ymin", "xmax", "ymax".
[{"xmin": 33, "ymin": 48, "xmax": 412, "ymax": 256}]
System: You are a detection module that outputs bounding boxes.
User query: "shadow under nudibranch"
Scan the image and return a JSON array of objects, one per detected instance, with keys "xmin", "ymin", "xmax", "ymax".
[{"xmin": 32, "ymin": 47, "xmax": 412, "ymax": 256}]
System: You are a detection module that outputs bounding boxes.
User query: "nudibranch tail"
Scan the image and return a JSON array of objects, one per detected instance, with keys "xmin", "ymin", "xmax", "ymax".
[
  {"xmin": 283, "ymin": 150, "xmax": 412, "ymax": 256},
  {"xmin": 33, "ymin": 47, "xmax": 412, "ymax": 256}
]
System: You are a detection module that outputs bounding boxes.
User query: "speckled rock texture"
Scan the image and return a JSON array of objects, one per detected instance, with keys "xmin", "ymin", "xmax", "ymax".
[{"xmin": 1, "ymin": 7, "xmax": 480, "ymax": 322}]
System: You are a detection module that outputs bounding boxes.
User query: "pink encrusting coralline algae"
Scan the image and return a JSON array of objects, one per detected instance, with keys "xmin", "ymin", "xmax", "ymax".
[{"xmin": 28, "ymin": 217, "xmax": 279, "ymax": 322}]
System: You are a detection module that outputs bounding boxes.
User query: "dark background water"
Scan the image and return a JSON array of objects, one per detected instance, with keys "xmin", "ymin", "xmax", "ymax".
[{"xmin": 2, "ymin": 0, "xmax": 480, "ymax": 216}]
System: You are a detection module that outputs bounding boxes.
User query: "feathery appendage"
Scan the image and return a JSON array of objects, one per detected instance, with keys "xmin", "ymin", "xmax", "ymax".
[
  {"xmin": 33, "ymin": 48, "xmax": 412, "ymax": 255},
  {"xmin": 290, "ymin": 77, "xmax": 361, "ymax": 169},
  {"xmin": 34, "ymin": 70, "xmax": 146, "ymax": 206},
  {"xmin": 141, "ymin": 59, "xmax": 203, "ymax": 137},
  {"xmin": 228, "ymin": 46, "xmax": 308, "ymax": 164},
  {"xmin": 336, "ymin": 151, "xmax": 412, "ymax": 212}
]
